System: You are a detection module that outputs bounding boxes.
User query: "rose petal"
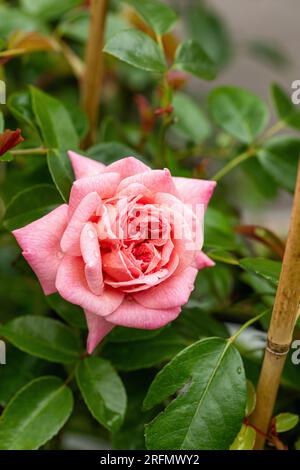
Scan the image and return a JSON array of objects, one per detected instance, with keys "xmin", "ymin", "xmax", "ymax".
[
  {"xmin": 61, "ymin": 192, "xmax": 101, "ymax": 256},
  {"xmin": 56, "ymin": 255, "xmax": 124, "ymax": 315},
  {"xmin": 194, "ymin": 251, "xmax": 215, "ymax": 270},
  {"xmin": 104, "ymin": 156, "xmax": 150, "ymax": 178},
  {"xmin": 107, "ymin": 299, "xmax": 181, "ymax": 329},
  {"xmin": 117, "ymin": 169, "xmax": 180, "ymax": 198},
  {"xmin": 80, "ymin": 222, "xmax": 103, "ymax": 295},
  {"xmin": 105, "ymin": 253, "xmax": 179, "ymax": 293},
  {"xmin": 174, "ymin": 177, "xmax": 216, "ymax": 210},
  {"xmin": 85, "ymin": 310, "xmax": 114, "ymax": 354},
  {"xmin": 13, "ymin": 205, "xmax": 69, "ymax": 295},
  {"xmin": 134, "ymin": 267, "xmax": 198, "ymax": 309},
  {"xmin": 68, "ymin": 172, "xmax": 120, "ymax": 216},
  {"xmin": 68, "ymin": 151, "xmax": 106, "ymax": 179},
  {"xmin": 102, "ymin": 251, "xmax": 141, "ymax": 282}
]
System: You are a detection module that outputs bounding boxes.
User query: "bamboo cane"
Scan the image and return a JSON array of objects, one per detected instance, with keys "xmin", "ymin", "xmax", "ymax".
[
  {"xmin": 80, "ymin": 0, "xmax": 108, "ymax": 149},
  {"xmin": 250, "ymin": 160, "xmax": 300, "ymax": 449}
]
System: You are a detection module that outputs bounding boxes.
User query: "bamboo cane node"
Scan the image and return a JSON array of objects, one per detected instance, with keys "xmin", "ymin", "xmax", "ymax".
[{"xmin": 266, "ymin": 339, "xmax": 290, "ymax": 356}]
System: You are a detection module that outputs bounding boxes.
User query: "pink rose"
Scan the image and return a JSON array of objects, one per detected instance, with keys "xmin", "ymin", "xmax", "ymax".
[{"xmin": 13, "ymin": 154, "xmax": 216, "ymax": 353}]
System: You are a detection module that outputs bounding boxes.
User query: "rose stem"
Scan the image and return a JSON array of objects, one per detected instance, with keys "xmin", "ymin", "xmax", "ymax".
[
  {"xmin": 250, "ymin": 160, "xmax": 300, "ymax": 449},
  {"xmin": 80, "ymin": 0, "xmax": 108, "ymax": 150}
]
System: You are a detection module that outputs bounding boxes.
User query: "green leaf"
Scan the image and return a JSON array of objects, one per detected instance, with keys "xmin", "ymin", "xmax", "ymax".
[
  {"xmin": 230, "ymin": 424, "xmax": 256, "ymax": 450},
  {"xmin": 103, "ymin": 30, "xmax": 166, "ymax": 73},
  {"xmin": 47, "ymin": 149, "xmax": 74, "ymax": 202},
  {"xmin": 47, "ymin": 293, "xmax": 86, "ymax": 329},
  {"xmin": 144, "ymin": 338, "xmax": 246, "ymax": 450},
  {"xmin": 242, "ymin": 157, "xmax": 278, "ymax": 199},
  {"xmin": 0, "ymin": 377, "xmax": 73, "ymax": 450},
  {"xmin": 0, "ymin": 348, "xmax": 44, "ymax": 406},
  {"xmin": 174, "ymin": 39, "xmax": 216, "ymax": 80},
  {"xmin": 204, "ymin": 207, "xmax": 241, "ymax": 251},
  {"xmin": 0, "ymin": 316, "xmax": 83, "ymax": 363},
  {"xmin": 271, "ymin": 83, "xmax": 300, "ymax": 130},
  {"xmin": 76, "ymin": 357, "xmax": 127, "ymax": 432},
  {"xmin": 245, "ymin": 380, "xmax": 256, "ymax": 417},
  {"xmin": 275, "ymin": 413, "xmax": 299, "ymax": 433},
  {"xmin": 58, "ymin": 10, "xmax": 89, "ymax": 43},
  {"xmin": 3, "ymin": 184, "xmax": 62, "ymax": 231},
  {"xmin": 108, "ymin": 327, "xmax": 163, "ymax": 343},
  {"xmin": 112, "ymin": 372, "xmax": 155, "ymax": 450},
  {"xmin": 175, "ymin": 308, "xmax": 229, "ymax": 341},
  {"xmin": 86, "ymin": 141, "xmax": 145, "ymax": 165},
  {"xmin": 20, "ymin": 0, "xmax": 81, "ymax": 21},
  {"xmin": 209, "ymin": 86, "xmax": 269, "ymax": 143},
  {"xmin": 0, "ymin": 5, "xmax": 45, "ymax": 37},
  {"xmin": 249, "ymin": 42, "xmax": 290, "ymax": 70},
  {"xmin": 125, "ymin": 0, "xmax": 177, "ymax": 35},
  {"xmin": 8, "ymin": 91, "xmax": 37, "ymax": 130},
  {"xmin": 192, "ymin": 263, "xmax": 234, "ymax": 312},
  {"xmin": 172, "ymin": 92, "xmax": 211, "ymax": 143},
  {"xmin": 239, "ymin": 257, "xmax": 281, "ymax": 286},
  {"xmin": 103, "ymin": 328, "xmax": 186, "ymax": 371},
  {"xmin": 30, "ymin": 86, "xmax": 78, "ymax": 150},
  {"xmin": 257, "ymin": 136, "xmax": 300, "ymax": 193},
  {"xmin": 186, "ymin": 4, "xmax": 232, "ymax": 69},
  {"xmin": 0, "ymin": 153, "xmax": 13, "ymax": 163}
]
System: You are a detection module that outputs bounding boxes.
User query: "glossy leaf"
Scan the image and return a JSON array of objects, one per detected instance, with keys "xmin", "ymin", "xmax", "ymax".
[
  {"xmin": 30, "ymin": 86, "xmax": 78, "ymax": 149},
  {"xmin": 76, "ymin": 357, "xmax": 127, "ymax": 432},
  {"xmin": 172, "ymin": 92, "xmax": 211, "ymax": 143},
  {"xmin": 209, "ymin": 86, "xmax": 269, "ymax": 143},
  {"xmin": 230, "ymin": 424, "xmax": 256, "ymax": 450},
  {"xmin": 186, "ymin": 4, "xmax": 232, "ymax": 69},
  {"xmin": 271, "ymin": 83, "xmax": 300, "ymax": 130},
  {"xmin": 257, "ymin": 136, "xmax": 300, "ymax": 193},
  {"xmin": 47, "ymin": 149, "xmax": 74, "ymax": 202},
  {"xmin": 103, "ymin": 328, "xmax": 186, "ymax": 371},
  {"xmin": 3, "ymin": 184, "xmax": 62, "ymax": 231},
  {"xmin": 125, "ymin": 0, "xmax": 177, "ymax": 35},
  {"xmin": 239, "ymin": 257, "xmax": 281, "ymax": 286},
  {"xmin": 20, "ymin": 0, "xmax": 81, "ymax": 21},
  {"xmin": 0, "ymin": 316, "xmax": 83, "ymax": 363},
  {"xmin": 0, "ymin": 377, "xmax": 73, "ymax": 450},
  {"xmin": 245, "ymin": 380, "xmax": 256, "ymax": 417},
  {"xmin": 175, "ymin": 308, "xmax": 229, "ymax": 341},
  {"xmin": 47, "ymin": 293, "xmax": 86, "ymax": 329},
  {"xmin": 174, "ymin": 39, "xmax": 216, "ymax": 80},
  {"xmin": 144, "ymin": 338, "xmax": 246, "ymax": 450},
  {"xmin": 8, "ymin": 91, "xmax": 37, "ymax": 130},
  {"xmin": 275, "ymin": 413, "xmax": 299, "ymax": 433},
  {"xmin": 0, "ymin": 348, "xmax": 44, "ymax": 406},
  {"xmin": 103, "ymin": 30, "xmax": 166, "ymax": 72}
]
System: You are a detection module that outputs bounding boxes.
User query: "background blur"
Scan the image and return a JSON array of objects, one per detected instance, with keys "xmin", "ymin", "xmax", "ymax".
[{"xmin": 171, "ymin": 0, "xmax": 299, "ymax": 232}]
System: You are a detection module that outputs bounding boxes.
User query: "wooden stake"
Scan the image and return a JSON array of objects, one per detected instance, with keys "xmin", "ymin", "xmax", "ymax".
[
  {"xmin": 251, "ymin": 160, "xmax": 300, "ymax": 449},
  {"xmin": 80, "ymin": 0, "xmax": 108, "ymax": 149}
]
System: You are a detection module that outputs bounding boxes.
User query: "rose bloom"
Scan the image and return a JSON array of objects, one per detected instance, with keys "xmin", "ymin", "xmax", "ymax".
[{"xmin": 13, "ymin": 154, "xmax": 216, "ymax": 353}]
